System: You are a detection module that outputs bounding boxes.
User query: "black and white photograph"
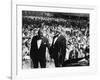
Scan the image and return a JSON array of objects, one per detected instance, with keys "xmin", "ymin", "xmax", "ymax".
[
  {"xmin": 11, "ymin": 2, "xmax": 97, "ymax": 79},
  {"xmin": 0, "ymin": 0, "xmax": 99, "ymax": 80},
  {"xmin": 22, "ymin": 11, "xmax": 90, "ymax": 69}
]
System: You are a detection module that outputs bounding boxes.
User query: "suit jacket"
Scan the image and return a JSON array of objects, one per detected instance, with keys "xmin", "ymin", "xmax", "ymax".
[
  {"xmin": 30, "ymin": 35, "xmax": 50, "ymax": 60},
  {"xmin": 50, "ymin": 35, "xmax": 66, "ymax": 59}
]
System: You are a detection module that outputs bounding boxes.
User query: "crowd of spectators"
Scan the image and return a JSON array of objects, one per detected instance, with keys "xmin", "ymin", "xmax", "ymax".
[{"xmin": 22, "ymin": 15, "xmax": 89, "ymax": 68}]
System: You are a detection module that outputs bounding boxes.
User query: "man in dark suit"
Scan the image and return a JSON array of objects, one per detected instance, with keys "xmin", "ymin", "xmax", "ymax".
[
  {"xmin": 50, "ymin": 31, "xmax": 66, "ymax": 67},
  {"xmin": 30, "ymin": 29, "xmax": 50, "ymax": 68}
]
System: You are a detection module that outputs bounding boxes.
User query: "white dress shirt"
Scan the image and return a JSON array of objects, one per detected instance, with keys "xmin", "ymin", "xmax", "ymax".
[
  {"xmin": 53, "ymin": 37, "xmax": 58, "ymax": 44},
  {"xmin": 37, "ymin": 39, "xmax": 42, "ymax": 49},
  {"xmin": 53, "ymin": 34, "xmax": 60, "ymax": 44}
]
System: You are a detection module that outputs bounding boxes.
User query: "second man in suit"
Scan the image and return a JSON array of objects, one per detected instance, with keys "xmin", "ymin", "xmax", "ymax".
[{"xmin": 50, "ymin": 31, "xmax": 66, "ymax": 67}]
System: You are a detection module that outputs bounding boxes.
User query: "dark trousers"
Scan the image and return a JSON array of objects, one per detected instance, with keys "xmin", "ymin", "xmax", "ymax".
[
  {"xmin": 32, "ymin": 57, "xmax": 46, "ymax": 68},
  {"xmin": 54, "ymin": 54, "xmax": 65, "ymax": 67}
]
